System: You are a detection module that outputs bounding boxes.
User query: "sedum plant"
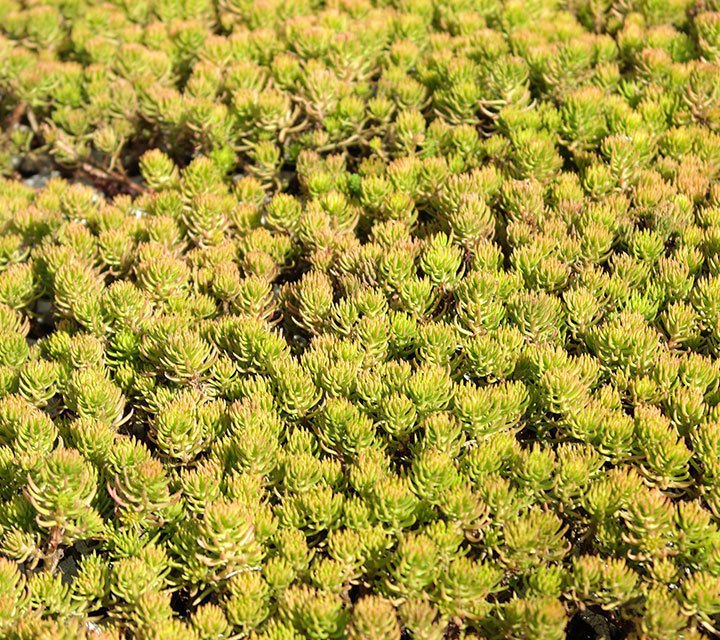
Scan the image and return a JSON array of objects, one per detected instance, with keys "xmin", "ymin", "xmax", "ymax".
[{"xmin": 1, "ymin": 0, "xmax": 720, "ymax": 638}]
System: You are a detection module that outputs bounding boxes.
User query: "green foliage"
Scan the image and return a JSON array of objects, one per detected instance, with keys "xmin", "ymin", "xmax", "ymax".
[{"xmin": 1, "ymin": 0, "xmax": 720, "ymax": 638}]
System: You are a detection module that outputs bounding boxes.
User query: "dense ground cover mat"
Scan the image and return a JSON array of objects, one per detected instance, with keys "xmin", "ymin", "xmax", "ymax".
[{"xmin": 2, "ymin": 0, "xmax": 720, "ymax": 638}]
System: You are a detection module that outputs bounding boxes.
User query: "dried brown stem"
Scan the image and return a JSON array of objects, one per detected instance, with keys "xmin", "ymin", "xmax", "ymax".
[
  {"xmin": 1, "ymin": 102, "xmax": 26, "ymax": 143},
  {"xmin": 79, "ymin": 162, "xmax": 148, "ymax": 196}
]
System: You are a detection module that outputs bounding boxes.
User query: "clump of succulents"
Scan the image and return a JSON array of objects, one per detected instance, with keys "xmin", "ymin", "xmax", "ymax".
[{"xmin": 1, "ymin": 0, "xmax": 720, "ymax": 638}]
